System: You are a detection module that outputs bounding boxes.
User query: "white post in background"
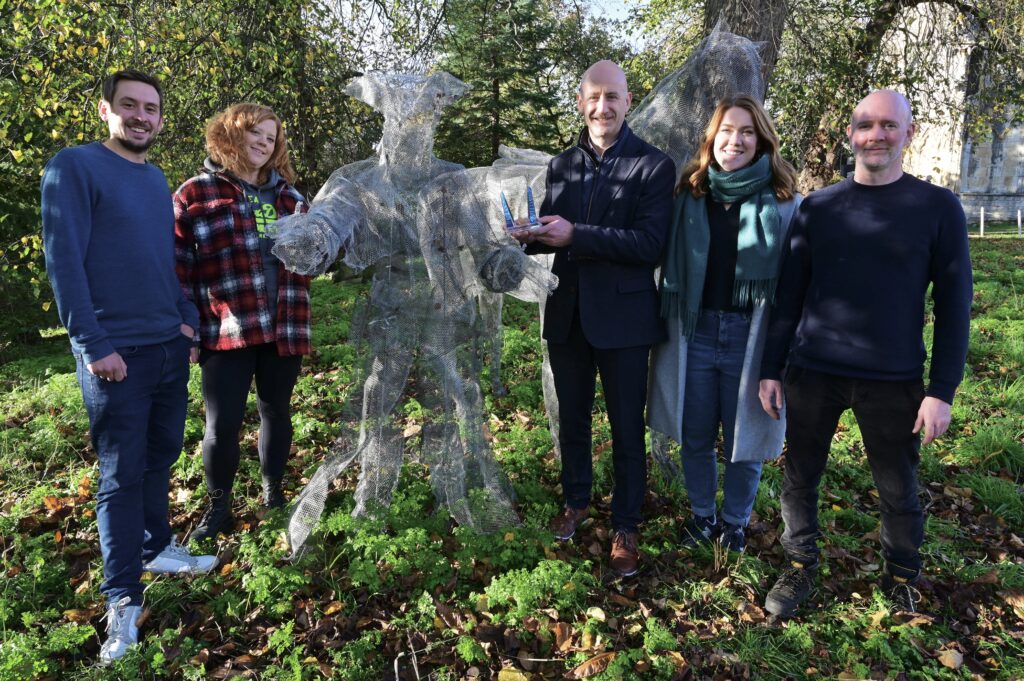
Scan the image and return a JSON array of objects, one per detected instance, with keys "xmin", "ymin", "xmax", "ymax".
[
  {"xmin": 1018, "ymin": 209, "xmax": 1021, "ymax": 238},
  {"xmin": 980, "ymin": 207, "xmax": 985, "ymax": 237}
]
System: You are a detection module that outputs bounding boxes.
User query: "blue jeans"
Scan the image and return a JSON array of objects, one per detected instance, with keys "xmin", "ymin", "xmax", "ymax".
[
  {"xmin": 780, "ymin": 366, "xmax": 924, "ymax": 579},
  {"xmin": 75, "ymin": 335, "xmax": 191, "ymax": 606},
  {"xmin": 680, "ymin": 311, "xmax": 763, "ymax": 527}
]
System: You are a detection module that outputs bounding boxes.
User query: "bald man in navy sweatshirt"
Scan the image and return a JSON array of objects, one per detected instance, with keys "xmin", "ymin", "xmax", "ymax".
[{"xmin": 757, "ymin": 90, "xmax": 972, "ymax": 617}]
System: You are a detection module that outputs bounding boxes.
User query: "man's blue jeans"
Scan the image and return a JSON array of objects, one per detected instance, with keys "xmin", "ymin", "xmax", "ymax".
[
  {"xmin": 680, "ymin": 310, "xmax": 763, "ymax": 527},
  {"xmin": 780, "ymin": 366, "xmax": 924, "ymax": 579},
  {"xmin": 75, "ymin": 335, "xmax": 191, "ymax": 606}
]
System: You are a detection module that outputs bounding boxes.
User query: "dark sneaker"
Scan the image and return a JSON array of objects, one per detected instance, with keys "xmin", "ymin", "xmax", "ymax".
[
  {"xmin": 191, "ymin": 494, "xmax": 234, "ymax": 543},
  {"xmin": 610, "ymin": 530, "xmax": 640, "ymax": 577},
  {"xmin": 681, "ymin": 514, "xmax": 718, "ymax": 547},
  {"xmin": 882, "ymin": 573, "xmax": 922, "ymax": 613},
  {"xmin": 550, "ymin": 505, "xmax": 590, "ymax": 540},
  {"xmin": 765, "ymin": 560, "xmax": 818, "ymax": 618},
  {"xmin": 262, "ymin": 477, "xmax": 286, "ymax": 509},
  {"xmin": 718, "ymin": 522, "xmax": 746, "ymax": 553}
]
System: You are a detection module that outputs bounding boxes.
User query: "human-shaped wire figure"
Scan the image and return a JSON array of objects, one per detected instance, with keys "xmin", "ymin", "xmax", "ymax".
[
  {"xmin": 270, "ymin": 72, "xmax": 557, "ymax": 554},
  {"xmin": 273, "ymin": 25, "xmax": 765, "ymax": 554}
]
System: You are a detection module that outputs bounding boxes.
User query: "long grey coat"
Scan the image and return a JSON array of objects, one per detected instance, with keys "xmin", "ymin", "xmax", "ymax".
[{"xmin": 647, "ymin": 196, "xmax": 801, "ymax": 462}]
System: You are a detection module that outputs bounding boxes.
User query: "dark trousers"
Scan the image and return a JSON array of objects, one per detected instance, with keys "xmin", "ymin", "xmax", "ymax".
[
  {"xmin": 547, "ymin": 311, "xmax": 651, "ymax": 533},
  {"xmin": 199, "ymin": 343, "xmax": 302, "ymax": 496},
  {"xmin": 781, "ymin": 366, "xmax": 924, "ymax": 578},
  {"xmin": 76, "ymin": 334, "xmax": 191, "ymax": 606}
]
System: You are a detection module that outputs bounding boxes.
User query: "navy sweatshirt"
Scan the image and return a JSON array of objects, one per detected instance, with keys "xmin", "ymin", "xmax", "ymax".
[
  {"xmin": 761, "ymin": 174, "xmax": 972, "ymax": 404},
  {"xmin": 41, "ymin": 142, "xmax": 199, "ymax": 364}
]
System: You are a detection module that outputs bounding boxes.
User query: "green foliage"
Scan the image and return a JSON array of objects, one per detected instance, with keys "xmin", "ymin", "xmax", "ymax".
[
  {"xmin": 435, "ymin": 0, "xmax": 627, "ymax": 166},
  {"xmin": 237, "ymin": 515, "xmax": 312, "ymax": 617},
  {"xmin": 0, "ymin": 0, "xmax": 376, "ymax": 351},
  {"xmin": 328, "ymin": 629, "xmax": 386, "ymax": 680},
  {"xmin": 481, "ymin": 559, "xmax": 596, "ymax": 625},
  {"xmin": 956, "ymin": 472, "xmax": 1024, "ymax": 525},
  {"xmin": 0, "ymin": 198, "xmax": 1021, "ymax": 678},
  {"xmin": 455, "ymin": 635, "xmax": 488, "ymax": 663},
  {"xmin": 642, "ymin": 617, "xmax": 678, "ymax": 653}
]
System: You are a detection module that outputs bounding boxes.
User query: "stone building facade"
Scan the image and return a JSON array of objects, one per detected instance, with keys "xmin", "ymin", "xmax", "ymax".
[{"xmin": 895, "ymin": 4, "xmax": 1023, "ymax": 223}]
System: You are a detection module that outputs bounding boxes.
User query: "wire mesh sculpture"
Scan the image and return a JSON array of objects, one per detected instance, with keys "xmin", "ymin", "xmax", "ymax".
[
  {"xmin": 272, "ymin": 24, "xmax": 765, "ymax": 555},
  {"xmin": 270, "ymin": 72, "xmax": 557, "ymax": 555}
]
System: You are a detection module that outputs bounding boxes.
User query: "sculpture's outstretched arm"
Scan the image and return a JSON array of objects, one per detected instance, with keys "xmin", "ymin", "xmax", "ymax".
[
  {"xmin": 269, "ymin": 173, "xmax": 368, "ymax": 276},
  {"xmin": 418, "ymin": 162, "xmax": 558, "ymax": 304}
]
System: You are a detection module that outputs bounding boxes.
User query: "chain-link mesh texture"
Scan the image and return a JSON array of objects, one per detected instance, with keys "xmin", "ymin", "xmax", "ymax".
[
  {"xmin": 272, "ymin": 73, "xmax": 557, "ymax": 556},
  {"xmin": 276, "ymin": 24, "xmax": 765, "ymax": 555}
]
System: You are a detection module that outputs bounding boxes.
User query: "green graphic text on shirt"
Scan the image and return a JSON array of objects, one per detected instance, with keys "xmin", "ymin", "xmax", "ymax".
[{"xmin": 247, "ymin": 192, "xmax": 278, "ymax": 237}]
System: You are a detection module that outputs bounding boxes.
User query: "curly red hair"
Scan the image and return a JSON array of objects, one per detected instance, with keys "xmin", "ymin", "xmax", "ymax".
[{"xmin": 205, "ymin": 103, "xmax": 296, "ymax": 185}]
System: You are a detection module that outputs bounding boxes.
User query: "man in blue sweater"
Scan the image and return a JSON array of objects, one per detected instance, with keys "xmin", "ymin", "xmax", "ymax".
[
  {"xmin": 758, "ymin": 90, "xmax": 972, "ymax": 616},
  {"xmin": 42, "ymin": 69, "xmax": 217, "ymax": 664}
]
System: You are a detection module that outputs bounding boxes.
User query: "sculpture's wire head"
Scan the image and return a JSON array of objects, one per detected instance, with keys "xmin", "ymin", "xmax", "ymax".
[
  {"xmin": 696, "ymin": 28, "xmax": 765, "ymax": 106},
  {"xmin": 628, "ymin": 25, "xmax": 764, "ymax": 178},
  {"xmin": 346, "ymin": 71, "xmax": 469, "ymax": 175},
  {"xmin": 345, "ymin": 71, "xmax": 469, "ymax": 119}
]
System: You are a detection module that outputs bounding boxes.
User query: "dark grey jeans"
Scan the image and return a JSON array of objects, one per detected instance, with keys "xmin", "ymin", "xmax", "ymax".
[{"xmin": 780, "ymin": 366, "xmax": 925, "ymax": 579}]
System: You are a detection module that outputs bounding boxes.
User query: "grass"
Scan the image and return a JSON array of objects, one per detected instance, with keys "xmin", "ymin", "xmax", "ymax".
[{"xmin": 0, "ymin": 240, "xmax": 1022, "ymax": 679}]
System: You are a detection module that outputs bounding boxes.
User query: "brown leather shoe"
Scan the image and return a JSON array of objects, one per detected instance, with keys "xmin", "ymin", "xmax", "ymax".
[
  {"xmin": 550, "ymin": 505, "xmax": 590, "ymax": 540},
  {"xmin": 610, "ymin": 530, "xmax": 640, "ymax": 577}
]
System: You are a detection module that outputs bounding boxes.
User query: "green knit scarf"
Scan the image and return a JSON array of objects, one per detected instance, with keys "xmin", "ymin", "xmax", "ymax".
[{"xmin": 660, "ymin": 154, "xmax": 783, "ymax": 338}]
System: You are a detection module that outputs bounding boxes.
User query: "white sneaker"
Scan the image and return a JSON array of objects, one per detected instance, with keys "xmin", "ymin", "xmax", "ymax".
[
  {"xmin": 99, "ymin": 597, "xmax": 141, "ymax": 665},
  {"xmin": 142, "ymin": 536, "xmax": 218, "ymax": 575}
]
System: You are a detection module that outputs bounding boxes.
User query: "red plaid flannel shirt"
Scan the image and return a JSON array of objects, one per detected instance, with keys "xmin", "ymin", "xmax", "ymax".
[{"xmin": 174, "ymin": 171, "xmax": 312, "ymax": 356}]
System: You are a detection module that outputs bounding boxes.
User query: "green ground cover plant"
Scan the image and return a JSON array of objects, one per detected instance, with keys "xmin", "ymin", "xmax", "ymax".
[{"xmin": 0, "ymin": 238, "xmax": 1022, "ymax": 679}]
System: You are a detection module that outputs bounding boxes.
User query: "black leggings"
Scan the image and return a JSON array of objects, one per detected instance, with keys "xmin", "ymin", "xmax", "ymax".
[{"xmin": 199, "ymin": 343, "xmax": 302, "ymax": 496}]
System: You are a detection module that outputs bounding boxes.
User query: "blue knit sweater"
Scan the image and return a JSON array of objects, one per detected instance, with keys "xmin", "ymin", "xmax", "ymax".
[
  {"xmin": 42, "ymin": 142, "xmax": 199, "ymax": 364},
  {"xmin": 761, "ymin": 174, "xmax": 972, "ymax": 404}
]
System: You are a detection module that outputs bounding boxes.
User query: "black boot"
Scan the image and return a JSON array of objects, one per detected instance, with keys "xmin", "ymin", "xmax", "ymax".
[
  {"xmin": 262, "ymin": 477, "xmax": 285, "ymax": 509},
  {"xmin": 191, "ymin": 492, "xmax": 234, "ymax": 543}
]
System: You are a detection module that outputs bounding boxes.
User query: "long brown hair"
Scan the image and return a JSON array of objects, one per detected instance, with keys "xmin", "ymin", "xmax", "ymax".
[
  {"xmin": 205, "ymin": 103, "xmax": 296, "ymax": 185},
  {"xmin": 677, "ymin": 95, "xmax": 796, "ymax": 200}
]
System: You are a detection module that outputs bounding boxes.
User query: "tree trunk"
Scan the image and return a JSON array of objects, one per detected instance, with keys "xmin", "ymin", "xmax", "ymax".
[
  {"xmin": 795, "ymin": 0, "xmax": 921, "ymax": 191},
  {"xmin": 701, "ymin": 0, "xmax": 787, "ymax": 95}
]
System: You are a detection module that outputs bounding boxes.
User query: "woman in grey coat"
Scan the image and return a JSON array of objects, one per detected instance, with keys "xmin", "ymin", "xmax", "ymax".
[{"xmin": 648, "ymin": 95, "xmax": 801, "ymax": 552}]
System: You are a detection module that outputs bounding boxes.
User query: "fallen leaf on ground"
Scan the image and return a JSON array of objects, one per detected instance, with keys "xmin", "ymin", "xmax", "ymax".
[
  {"xmin": 892, "ymin": 612, "xmax": 934, "ymax": 627},
  {"xmin": 937, "ymin": 648, "xmax": 963, "ymax": 669},
  {"xmin": 666, "ymin": 651, "xmax": 688, "ymax": 669},
  {"xmin": 564, "ymin": 652, "xmax": 616, "ymax": 679},
  {"xmin": 553, "ymin": 622, "xmax": 573, "ymax": 652},
  {"xmin": 973, "ymin": 569, "xmax": 999, "ymax": 584},
  {"xmin": 63, "ymin": 608, "xmax": 98, "ymax": 623},
  {"xmin": 738, "ymin": 601, "xmax": 766, "ymax": 623}
]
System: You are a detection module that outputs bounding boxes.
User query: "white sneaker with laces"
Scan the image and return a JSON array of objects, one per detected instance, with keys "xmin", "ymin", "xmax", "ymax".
[
  {"xmin": 99, "ymin": 596, "xmax": 141, "ymax": 664},
  {"xmin": 142, "ymin": 536, "xmax": 218, "ymax": 575}
]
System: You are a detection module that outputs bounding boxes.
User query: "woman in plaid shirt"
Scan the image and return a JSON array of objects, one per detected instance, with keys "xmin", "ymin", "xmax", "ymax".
[{"xmin": 174, "ymin": 103, "xmax": 311, "ymax": 542}]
